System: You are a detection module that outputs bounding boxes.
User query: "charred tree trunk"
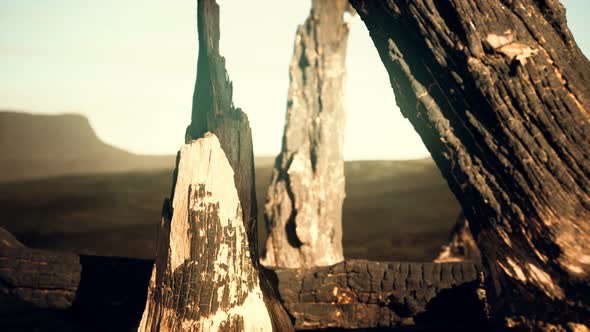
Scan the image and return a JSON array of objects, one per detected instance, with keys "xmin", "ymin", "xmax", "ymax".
[
  {"xmin": 140, "ymin": 0, "xmax": 293, "ymax": 330},
  {"xmin": 350, "ymin": 0, "xmax": 590, "ymax": 329},
  {"xmin": 138, "ymin": 134, "xmax": 273, "ymax": 331},
  {"xmin": 263, "ymin": 0, "xmax": 353, "ymax": 268}
]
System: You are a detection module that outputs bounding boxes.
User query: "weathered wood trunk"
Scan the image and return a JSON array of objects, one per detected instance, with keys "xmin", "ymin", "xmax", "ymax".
[
  {"xmin": 0, "ymin": 227, "xmax": 80, "ymax": 311},
  {"xmin": 138, "ymin": 134, "xmax": 273, "ymax": 331},
  {"xmin": 350, "ymin": 0, "xmax": 590, "ymax": 329},
  {"xmin": 263, "ymin": 0, "xmax": 352, "ymax": 269},
  {"xmin": 141, "ymin": 0, "xmax": 293, "ymax": 330},
  {"xmin": 435, "ymin": 213, "xmax": 481, "ymax": 263}
]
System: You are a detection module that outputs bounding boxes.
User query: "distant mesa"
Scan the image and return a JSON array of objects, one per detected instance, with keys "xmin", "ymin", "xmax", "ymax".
[{"xmin": 0, "ymin": 111, "xmax": 175, "ymax": 181}]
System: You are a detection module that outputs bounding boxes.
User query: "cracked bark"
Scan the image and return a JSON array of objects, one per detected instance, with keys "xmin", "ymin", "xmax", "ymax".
[
  {"xmin": 350, "ymin": 0, "xmax": 590, "ymax": 329},
  {"xmin": 138, "ymin": 134, "xmax": 273, "ymax": 331},
  {"xmin": 140, "ymin": 0, "xmax": 293, "ymax": 330},
  {"xmin": 263, "ymin": 0, "xmax": 353, "ymax": 269},
  {"xmin": 269, "ymin": 260, "xmax": 487, "ymax": 330}
]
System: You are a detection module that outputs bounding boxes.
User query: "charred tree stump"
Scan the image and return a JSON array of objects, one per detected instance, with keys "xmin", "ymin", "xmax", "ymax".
[
  {"xmin": 435, "ymin": 213, "xmax": 481, "ymax": 263},
  {"xmin": 350, "ymin": 0, "xmax": 590, "ymax": 329},
  {"xmin": 263, "ymin": 0, "xmax": 353, "ymax": 269},
  {"xmin": 140, "ymin": 0, "xmax": 293, "ymax": 330},
  {"xmin": 138, "ymin": 134, "xmax": 273, "ymax": 331}
]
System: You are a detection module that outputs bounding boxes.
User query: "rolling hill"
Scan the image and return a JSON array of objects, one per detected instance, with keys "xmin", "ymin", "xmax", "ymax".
[{"xmin": 0, "ymin": 112, "xmax": 175, "ymax": 181}]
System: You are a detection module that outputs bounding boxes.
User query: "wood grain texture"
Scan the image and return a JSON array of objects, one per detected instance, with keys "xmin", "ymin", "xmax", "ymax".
[
  {"xmin": 184, "ymin": 0, "xmax": 257, "ymax": 253},
  {"xmin": 182, "ymin": 0, "xmax": 294, "ymax": 329},
  {"xmin": 350, "ymin": 0, "xmax": 590, "ymax": 329},
  {"xmin": 138, "ymin": 134, "xmax": 273, "ymax": 331},
  {"xmin": 263, "ymin": 0, "xmax": 352, "ymax": 269}
]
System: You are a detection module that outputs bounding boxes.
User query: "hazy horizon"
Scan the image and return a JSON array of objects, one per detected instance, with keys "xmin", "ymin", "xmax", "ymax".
[{"xmin": 1, "ymin": 0, "xmax": 588, "ymax": 160}]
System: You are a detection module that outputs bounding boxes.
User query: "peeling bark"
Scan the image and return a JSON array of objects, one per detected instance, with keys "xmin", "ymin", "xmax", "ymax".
[
  {"xmin": 263, "ymin": 0, "xmax": 353, "ymax": 269},
  {"xmin": 350, "ymin": 0, "xmax": 590, "ymax": 329},
  {"xmin": 435, "ymin": 213, "xmax": 481, "ymax": 263}
]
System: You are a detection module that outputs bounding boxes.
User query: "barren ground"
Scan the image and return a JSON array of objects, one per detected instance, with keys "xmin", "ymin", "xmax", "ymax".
[{"xmin": 0, "ymin": 157, "xmax": 459, "ymax": 262}]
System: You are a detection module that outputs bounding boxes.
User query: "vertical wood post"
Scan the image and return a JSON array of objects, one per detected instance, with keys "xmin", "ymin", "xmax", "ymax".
[
  {"xmin": 140, "ymin": 0, "xmax": 294, "ymax": 330},
  {"xmin": 263, "ymin": 0, "xmax": 353, "ymax": 268}
]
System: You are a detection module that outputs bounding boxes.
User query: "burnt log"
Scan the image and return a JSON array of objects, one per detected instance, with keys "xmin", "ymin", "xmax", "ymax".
[
  {"xmin": 0, "ymin": 227, "xmax": 80, "ymax": 311},
  {"xmin": 0, "ymin": 251, "xmax": 488, "ymax": 331},
  {"xmin": 350, "ymin": 0, "xmax": 590, "ymax": 329}
]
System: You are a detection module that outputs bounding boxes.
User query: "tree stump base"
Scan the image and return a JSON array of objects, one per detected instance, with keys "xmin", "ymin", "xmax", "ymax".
[{"xmin": 138, "ymin": 133, "xmax": 272, "ymax": 331}]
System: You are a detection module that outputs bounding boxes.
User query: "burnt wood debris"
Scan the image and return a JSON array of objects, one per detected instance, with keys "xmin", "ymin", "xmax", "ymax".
[
  {"xmin": 0, "ymin": 226, "xmax": 487, "ymax": 331},
  {"xmin": 263, "ymin": 0, "xmax": 352, "ymax": 269},
  {"xmin": 350, "ymin": 0, "xmax": 590, "ymax": 330}
]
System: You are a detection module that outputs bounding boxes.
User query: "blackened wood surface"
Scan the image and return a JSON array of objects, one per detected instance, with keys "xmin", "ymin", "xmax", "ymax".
[
  {"xmin": 0, "ymin": 246, "xmax": 80, "ymax": 310},
  {"xmin": 263, "ymin": 0, "xmax": 352, "ymax": 269},
  {"xmin": 0, "ymin": 250, "xmax": 487, "ymax": 331},
  {"xmin": 181, "ymin": 0, "xmax": 293, "ymax": 330},
  {"xmin": 350, "ymin": 0, "xmax": 590, "ymax": 329},
  {"xmin": 184, "ymin": 0, "xmax": 257, "ymax": 256},
  {"xmin": 270, "ymin": 259, "xmax": 486, "ymax": 330},
  {"xmin": 0, "ymin": 255, "xmax": 153, "ymax": 332}
]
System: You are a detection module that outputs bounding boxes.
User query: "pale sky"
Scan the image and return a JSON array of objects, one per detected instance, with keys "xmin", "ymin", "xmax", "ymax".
[{"xmin": 1, "ymin": 1, "xmax": 588, "ymax": 160}]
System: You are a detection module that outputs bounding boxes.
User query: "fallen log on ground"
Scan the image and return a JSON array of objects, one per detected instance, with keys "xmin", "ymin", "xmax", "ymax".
[
  {"xmin": 0, "ymin": 242, "xmax": 488, "ymax": 330},
  {"xmin": 0, "ymin": 229, "xmax": 80, "ymax": 312},
  {"xmin": 269, "ymin": 259, "xmax": 488, "ymax": 330}
]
